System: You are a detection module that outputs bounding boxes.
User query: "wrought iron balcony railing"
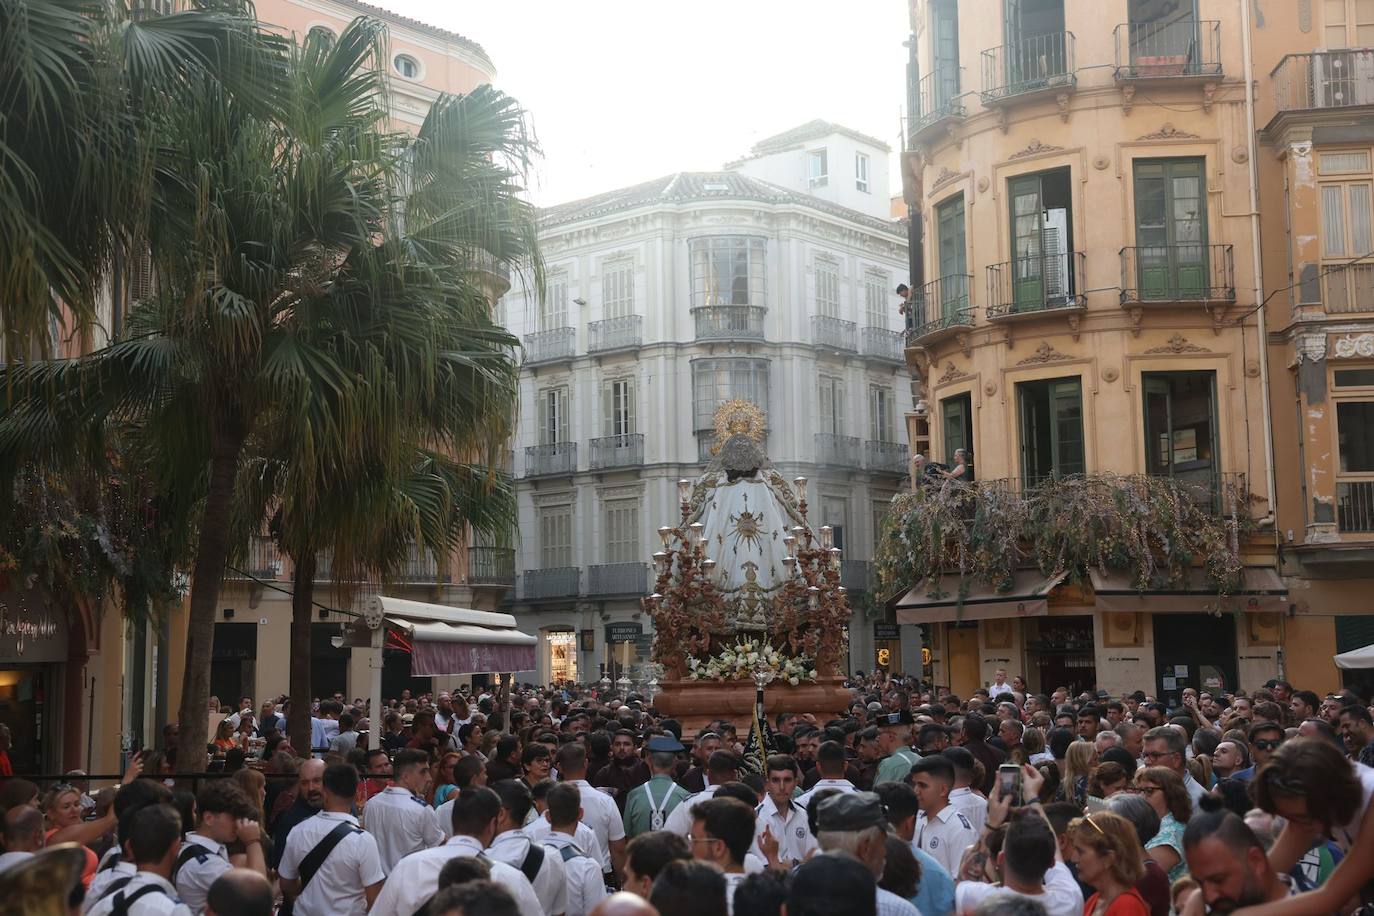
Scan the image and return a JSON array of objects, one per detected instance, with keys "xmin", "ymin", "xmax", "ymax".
[
  {"xmin": 588, "ymin": 315, "xmax": 643, "ymax": 353},
  {"xmin": 397, "ymin": 545, "xmax": 449, "ymax": 584},
  {"xmin": 905, "ymin": 274, "xmax": 974, "ymax": 346},
  {"xmin": 1338, "ymin": 481, "xmax": 1374, "ymax": 533},
  {"xmin": 523, "ymin": 327, "xmax": 576, "ymax": 364},
  {"xmin": 1114, "ymin": 20, "xmax": 1222, "ymax": 81},
  {"xmin": 522, "ymin": 567, "xmax": 580, "ymax": 600},
  {"xmin": 587, "ymin": 563, "xmax": 649, "ymax": 596},
  {"xmin": 524, "ymin": 442, "xmax": 577, "ymax": 477},
  {"xmin": 228, "ymin": 535, "xmax": 281, "ymax": 580},
  {"xmin": 909, "ymin": 66, "xmax": 966, "ymax": 143},
  {"xmin": 986, "ymin": 251, "xmax": 1087, "ymax": 318},
  {"xmin": 692, "ymin": 305, "xmax": 766, "ymax": 341},
  {"xmin": 589, "ymin": 434, "xmax": 644, "ymax": 470},
  {"xmin": 815, "ymin": 433, "xmax": 861, "ymax": 467},
  {"xmin": 866, "ymin": 440, "xmax": 910, "ymax": 474},
  {"xmin": 860, "ymin": 326, "xmax": 904, "ymax": 361},
  {"xmin": 467, "ymin": 546, "xmax": 516, "ymax": 586},
  {"xmin": 812, "ymin": 315, "xmax": 857, "ymax": 351},
  {"xmin": 1120, "ymin": 244, "xmax": 1235, "ymax": 304},
  {"xmin": 1323, "ymin": 262, "xmax": 1374, "ymax": 314},
  {"xmin": 1272, "ymin": 50, "xmax": 1374, "ymax": 113},
  {"xmin": 981, "ymin": 31, "xmax": 1076, "ymax": 104}
]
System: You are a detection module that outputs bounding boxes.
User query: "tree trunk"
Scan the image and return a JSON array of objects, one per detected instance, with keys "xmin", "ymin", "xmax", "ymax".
[
  {"xmin": 288, "ymin": 553, "xmax": 316, "ymax": 756},
  {"xmin": 175, "ymin": 423, "xmax": 245, "ymax": 768}
]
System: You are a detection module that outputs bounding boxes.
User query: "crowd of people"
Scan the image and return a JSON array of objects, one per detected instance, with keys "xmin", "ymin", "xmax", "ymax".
[{"xmin": 3, "ymin": 668, "xmax": 1374, "ymax": 916}]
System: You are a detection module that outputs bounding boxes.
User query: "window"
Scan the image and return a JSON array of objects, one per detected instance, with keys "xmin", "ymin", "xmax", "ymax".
[
  {"xmin": 856, "ymin": 153, "xmax": 871, "ymax": 193},
  {"xmin": 602, "ymin": 260, "xmax": 635, "ymax": 318},
  {"xmin": 815, "ymin": 260, "xmax": 840, "ymax": 317},
  {"xmin": 870, "ymin": 386, "xmax": 894, "ymax": 443},
  {"xmin": 602, "ymin": 377, "xmax": 636, "ymax": 438},
  {"xmin": 940, "ymin": 392, "xmax": 974, "ymax": 470},
  {"xmin": 1336, "ymin": 368, "xmax": 1374, "ymax": 386},
  {"xmin": 808, "ymin": 149, "xmax": 829, "ymax": 187},
  {"xmin": 821, "ymin": 497, "xmax": 848, "ymax": 551},
  {"xmin": 1142, "ymin": 371, "xmax": 1218, "ymax": 489},
  {"xmin": 538, "ymin": 387, "xmax": 570, "ymax": 446},
  {"xmin": 1127, "ymin": 0, "xmax": 1200, "ymax": 72},
  {"xmin": 1338, "ymin": 401, "xmax": 1374, "ymax": 471},
  {"xmin": 689, "ymin": 237, "xmax": 766, "ymax": 308},
  {"xmin": 394, "ymin": 54, "xmax": 419, "ymax": 78},
  {"xmin": 1321, "ymin": 182, "xmax": 1373, "ymax": 257},
  {"xmin": 818, "ymin": 376, "xmax": 845, "ymax": 436},
  {"xmin": 1008, "ymin": 168, "xmax": 1076, "ymax": 310},
  {"xmin": 930, "ymin": 0, "xmax": 961, "ymax": 110},
  {"xmin": 1323, "ymin": 0, "xmax": 1374, "ymax": 47},
  {"xmin": 1133, "ymin": 158, "xmax": 1209, "ymax": 299},
  {"xmin": 864, "ymin": 272, "xmax": 890, "ymax": 328},
  {"xmin": 604, "ymin": 499, "xmax": 640, "ymax": 564},
  {"xmin": 1017, "ymin": 377, "xmax": 1085, "ymax": 482},
  {"xmin": 935, "ymin": 194, "xmax": 969, "ymax": 316},
  {"xmin": 1321, "ymin": 151, "xmax": 1372, "ymax": 174},
  {"xmin": 692, "ymin": 358, "xmax": 770, "ymax": 431},
  {"xmin": 1335, "ymin": 371, "xmax": 1374, "ymax": 531},
  {"xmin": 540, "ymin": 273, "xmax": 569, "ymax": 330},
  {"xmin": 539, "ymin": 507, "xmax": 573, "ymax": 569}
]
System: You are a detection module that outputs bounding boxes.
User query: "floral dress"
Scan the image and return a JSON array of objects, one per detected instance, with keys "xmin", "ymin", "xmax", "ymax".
[{"xmin": 1145, "ymin": 813, "xmax": 1187, "ymax": 883}]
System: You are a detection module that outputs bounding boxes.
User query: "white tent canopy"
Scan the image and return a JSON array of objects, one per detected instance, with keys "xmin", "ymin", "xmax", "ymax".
[
  {"xmin": 363, "ymin": 594, "xmax": 536, "ymax": 676},
  {"xmin": 1335, "ymin": 643, "xmax": 1374, "ymax": 669}
]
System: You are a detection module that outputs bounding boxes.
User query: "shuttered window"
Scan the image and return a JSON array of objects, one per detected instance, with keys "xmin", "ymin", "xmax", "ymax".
[
  {"xmin": 869, "ymin": 386, "xmax": 894, "ymax": 443},
  {"xmin": 603, "ymin": 261, "xmax": 634, "ymax": 318},
  {"xmin": 540, "ymin": 507, "xmax": 573, "ymax": 569},
  {"xmin": 538, "ymin": 387, "xmax": 570, "ymax": 445},
  {"xmin": 818, "ymin": 376, "xmax": 845, "ymax": 436},
  {"xmin": 604, "ymin": 499, "xmax": 640, "ymax": 564},
  {"xmin": 816, "ymin": 260, "xmax": 841, "ymax": 317},
  {"xmin": 602, "ymin": 377, "xmax": 636, "ymax": 438}
]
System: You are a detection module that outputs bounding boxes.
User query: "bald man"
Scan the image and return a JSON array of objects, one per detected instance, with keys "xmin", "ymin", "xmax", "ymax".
[
  {"xmin": 0, "ymin": 806, "xmax": 44, "ymax": 872},
  {"xmin": 269, "ymin": 758, "xmax": 325, "ymax": 870},
  {"xmin": 207, "ymin": 868, "xmax": 274, "ymax": 916},
  {"xmin": 590, "ymin": 892, "xmax": 660, "ymax": 916}
]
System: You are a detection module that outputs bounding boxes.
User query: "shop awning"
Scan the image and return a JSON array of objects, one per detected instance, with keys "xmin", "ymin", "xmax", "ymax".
[
  {"xmin": 1335, "ymin": 643, "xmax": 1374, "ymax": 669},
  {"xmin": 367, "ymin": 595, "xmax": 536, "ymax": 675},
  {"xmin": 1088, "ymin": 567, "xmax": 1288, "ymax": 615},
  {"xmin": 892, "ymin": 570, "xmax": 1067, "ymax": 624}
]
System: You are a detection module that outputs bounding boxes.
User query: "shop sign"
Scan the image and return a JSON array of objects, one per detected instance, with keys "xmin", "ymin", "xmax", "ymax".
[
  {"xmin": 873, "ymin": 623, "xmax": 900, "ymax": 641},
  {"xmin": 0, "ymin": 591, "xmax": 67, "ymax": 664},
  {"xmin": 605, "ymin": 622, "xmax": 643, "ymax": 644}
]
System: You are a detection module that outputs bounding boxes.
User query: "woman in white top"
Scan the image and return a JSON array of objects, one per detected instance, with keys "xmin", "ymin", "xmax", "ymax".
[{"xmin": 1246, "ymin": 737, "xmax": 1374, "ymax": 914}]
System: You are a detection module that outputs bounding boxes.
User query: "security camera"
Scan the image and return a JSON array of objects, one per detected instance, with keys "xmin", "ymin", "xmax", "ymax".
[
  {"xmin": 573, "ymin": 297, "xmax": 587, "ymax": 306},
  {"xmin": 330, "ymin": 635, "xmax": 345, "ymax": 649}
]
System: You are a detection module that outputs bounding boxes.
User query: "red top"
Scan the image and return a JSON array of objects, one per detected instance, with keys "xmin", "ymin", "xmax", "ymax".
[{"xmin": 1085, "ymin": 888, "xmax": 1151, "ymax": 916}]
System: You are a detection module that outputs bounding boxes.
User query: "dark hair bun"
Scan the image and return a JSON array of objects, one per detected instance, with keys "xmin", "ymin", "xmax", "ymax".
[{"xmin": 1198, "ymin": 792, "xmax": 1227, "ymax": 814}]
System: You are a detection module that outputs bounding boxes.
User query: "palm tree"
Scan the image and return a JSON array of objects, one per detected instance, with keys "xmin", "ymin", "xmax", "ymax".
[{"xmin": 0, "ymin": 15, "xmax": 536, "ymax": 760}]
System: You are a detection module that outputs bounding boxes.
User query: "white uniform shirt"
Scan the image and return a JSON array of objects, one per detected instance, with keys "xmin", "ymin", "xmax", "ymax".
[
  {"xmin": 724, "ymin": 871, "xmax": 748, "ymax": 915},
  {"xmin": 87, "ymin": 873, "xmax": 191, "ymax": 916},
  {"xmin": 914, "ymin": 803, "xmax": 978, "ymax": 877},
  {"xmin": 540, "ymin": 831, "xmax": 607, "ymax": 916},
  {"xmin": 948, "ymin": 786, "xmax": 989, "ymax": 835},
  {"xmin": 362, "ymin": 785, "xmax": 444, "ymax": 873},
  {"xmin": 369, "ymin": 835, "xmax": 543, "ymax": 916},
  {"xmin": 527, "ymin": 814, "xmax": 603, "ymax": 866},
  {"xmin": 664, "ymin": 784, "xmax": 719, "ymax": 837},
  {"xmin": 566, "ymin": 778, "xmax": 624, "ymax": 872},
  {"xmin": 85, "ymin": 857, "xmax": 138, "ymax": 912},
  {"xmin": 278, "ymin": 811, "xmax": 385, "ymax": 916},
  {"xmin": 0, "ymin": 851, "xmax": 33, "ymax": 875},
  {"xmin": 876, "ymin": 886, "xmax": 921, "ymax": 916},
  {"xmin": 752, "ymin": 795, "xmax": 817, "ymax": 866},
  {"xmin": 171, "ymin": 832, "xmax": 231, "ymax": 915},
  {"xmin": 489, "ymin": 828, "xmax": 568, "ymax": 916},
  {"xmin": 795, "ymin": 778, "xmax": 858, "ymax": 811},
  {"xmin": 953, "ymin": 861, "xmax": 1085, "ymax": 916}
]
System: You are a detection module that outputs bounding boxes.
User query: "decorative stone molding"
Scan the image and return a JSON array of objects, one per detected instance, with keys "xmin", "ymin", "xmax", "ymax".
[
  {"xmin": 931, "ymin": 166, "xmax": 961, "ymax": 189},
  {"xmin": 1298, "ymin": 0, "xmax": 1312, "ymax": 31},
  {"xmin": 1332, "ymin": 333, "xmax": 1374, "ymax": 359},
  {"xmin": 1145, "ymin": 334, "xmax": 1211, "ymax": 354},
  {"xmin": 977, "ymin": 176, "xmax": 990, "ymax": 193},
  {"xmin": 984, "ymin": 380, "xmax": 998, "ymax": 397},
  {"xmin": 958, "ymin": 333, "xmax": 972, "ymax": 358},
  {"xmin": 1203, "ymin": 83, "xmax": 1217, "ymax": 113},
  {"xmin": 1056, "ymin": 92, "xmax": 1071, "ymax": 123},
  {"xmin": 1127, "ymin": 307, "xmax": 1144, "ymax": 337},
  {"xmin": 995, "ymin": 108, "xmax": 1009, "ymax": 134},
  {"xmin": 1293, "ymin": 332, "xmax": 1327, "ymax": 364},
  {"xmin": 1093, "ymin": 155, "xmax": 1110, "ymax": 170},
  {"xmin": 1016, "ymin": 341, "xmax": 1071, "ymax": 365},
  {"xmin": 1121, "ymin": 84, "xmax": 1136, "ymax": 115},
  {"xmin": 1067, "ymin": 313, "xmax": 1081, "ymax": 341},
  {"xmin": 1138, "ymin": 123, "xmax": 1200, "ymax": 141},
  {"xmin": 1245, "ymin": 359, "xmax": 1261, "ymax": 378},
  {"xmin": 1009, "ymin": 138, "xmax": 1064, "ymax": 160},
  {"xmin": 1232, "ymin": 146, "xmax": 1249, "ymax": 164},
  {"xmin": 937, "ymin": 361, "xmax": 967, "ymax": 385},
  {"xmin": 1101, "ymin": 366, "xmax": 1120, "ymax": 383}
]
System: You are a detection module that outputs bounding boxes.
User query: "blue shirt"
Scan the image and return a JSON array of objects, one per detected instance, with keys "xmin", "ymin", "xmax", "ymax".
[
  {"xmin": 909, "ymin": 843, "xmax": 956, "ymax": 916},
  {"xmin": 1231, "ymin": 765, "xmax": 1255, "ymax": 783}
]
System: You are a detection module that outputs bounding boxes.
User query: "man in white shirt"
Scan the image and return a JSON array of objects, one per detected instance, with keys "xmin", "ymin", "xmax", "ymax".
[
  {"xmin": 752, "ymin": 755, "xmax": 816, "ymax": 869},
  {"xmin": 555, "ymin": 741, "xmax": 626, "ymax": 878},
  {"xmin": 370, "ymin": 786, "xmax": 543, "ymax": 916},
  {"xmin": 173, "ymin": 782, "xmax": 266, "ymax": 915},
  {"xmin": 279, "ymin": 764, "xmax": 385, "ymax": 916},
  {"xmin": 690, "ymin": 796, "xmax": 755, "ymax": 915},
  {"xmin": 952, "ymin": 808, "xmax": 1084, "ymax": 916},
  {"xmin": 0, "ymin": 806, "xmax": 43, "ymax": 875},
  {"xmin": 664, "ymin": 750, "xmax": 739, "ymax": 837},
  {"xmin": 88, "ymin": 804, "xmax": 192, "ymax": 916},
  {"xmin": 813, "ymin": 793, "xmax": 919, "ymax": 916},
  {"xmin": 361, "ymin": 748, "xmax": 443, "ymax": 872},
  {"xmin": 911, "ymin": 754, "xmax": 978, "ymax": 877},
  {"xmin": 540, "ymin": 783, "xmax": 608, "ymax": 916},
  {"xmin": 526, "ymin": 808, "xmax": 603, "ymax": 865},
  {"xmin": 943, "ymin": 746, "xmax": 990, "ymax": 835},
  {"xmin": 310, "ymin": 700, "xmax": 342, "ymax": 755},
  {"xmin": 989, "ymin": 668, "xmax": 1017, "ymax": 701},
  {"xmin": 795, "ymin": 741, "xmax": 858, "ymax": 810},
  {"xmin": 487, "ymin": 779, "xmax": 568, "ymax": 916},
  {"xmin": 224, "ymin": 697, "xmax": 253, "ymax": 730}
]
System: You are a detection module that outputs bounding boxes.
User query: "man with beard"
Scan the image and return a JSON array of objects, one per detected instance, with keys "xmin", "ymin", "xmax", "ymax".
[
  {"xmin": 594, "ymin": 730, "xmax": 651, "ymax": 813},
  {"xmin": 1178, "ymin": 800, "xmax": 1290, "ymax": 914},
  {"xmin": 791, "ymin": 727, "xmax": 821, "ymax": 778},
  {"xmin": 270, "ymin": 759, "xmax": 325, "ymax": 873},
  {"xmin": 677, "ymin": 730, "xmax": 723, "ymax": 793}
]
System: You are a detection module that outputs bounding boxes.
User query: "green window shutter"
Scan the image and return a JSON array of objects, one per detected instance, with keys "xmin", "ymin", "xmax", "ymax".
[{"xmin": 1051, "ymin": 378, "xmax": 1085, "ymax": 476}]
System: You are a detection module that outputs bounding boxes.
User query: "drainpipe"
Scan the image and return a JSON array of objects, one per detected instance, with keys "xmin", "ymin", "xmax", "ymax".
[{"xmin": 1241, "ymin": 0, "xmax": 1278, "ymax": 527}]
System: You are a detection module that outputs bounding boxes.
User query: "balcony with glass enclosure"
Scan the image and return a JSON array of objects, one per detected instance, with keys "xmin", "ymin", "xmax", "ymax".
[{"xmin": 690, "ymin": 237, "xmax": 767, "ymax": 342}]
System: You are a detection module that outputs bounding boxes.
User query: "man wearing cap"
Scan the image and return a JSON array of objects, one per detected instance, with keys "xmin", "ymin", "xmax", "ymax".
[
  {"xmin": 874, "ymin": 710, "xmax": 920, "ymax": 786},
  {"xmin": 814, "ymin": 792, "xmax": 919, "ymax": 916},
  {"xmin": 752, "ymin": 754, "xmax": 816, "ymax": 870},
  {"xmin": 623, "ymin": 736, "xmax": 689, "ymax": 838}
]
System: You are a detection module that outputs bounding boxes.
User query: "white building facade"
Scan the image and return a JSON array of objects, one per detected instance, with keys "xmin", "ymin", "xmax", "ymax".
[{"xmin": 504, "ymin": 127, "xmax": 912, "ymax": 686}]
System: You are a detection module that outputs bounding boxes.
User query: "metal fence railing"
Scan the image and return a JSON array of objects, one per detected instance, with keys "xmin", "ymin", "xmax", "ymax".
[
  {"xmin": 982, "ymin": 31, "xmax": 1076, "ymax": 103},
  {"xmin": 524, "ymin": 442, "xmax": 577, "ymax": 477},
  {"xmin": 589, "ymin": 434, "xmax": 644, "ymax": 469},
  {"xmin": 815, "ymin": 433, "xmax": 861, "ymax": 467},
  {"xmin": 1323, "ymin": 261, "xmax": 1374, "ymax": 313},
  {"xmin": 986, "ymin": 251, "xmax": 1087, "ymax": 318},
  {"xmin": 861, "ymin": 326, "xmax": 904, "ymax": 361},
  {"xmin": 588, "ymin": 315, "xmax": 643, "ymax": 352},
  {"xmin": 1338, "ymin": 480, "xmax": 1374, "ymax": 532},
  {"xmin": 1114, "ymin": 19, "xmax": 1222, "ymax": 80},
  {"xmin": 812, "ymin": 315, "xmax": 857, "ymax": 351},
  {"xmin": 522, "ymin": 567, "xmax": 580, "ymax": 600},
  {"xmin": 1272, "ymin": 50, "xmax": 1374, "ymax": 113},
  {"xmin": 467, "ymin": 546, "xmax": 516, "ymax": 586},
  {"xmin": 1120, "ymin": 244, "xmax": 1235, "ymax": 303},
  {"xmin": 692, "ymin": 305, "xmax": 766, "ymax": 341},
  {"xmin": 587, "ymin": 563, "xmax": 649, "ymax": 596},
  {"xmin": 523, "ymin": 327, "xmax": 576, "ymax": 364},
  {"xmin": 906, "ymin": 274, "xmax": 974, "ymax": 345},
  {"xmin": 910, "ymin": 66, "xmax": 967, "ymax": 142},
  {"xmin": 866, "ymin": 440, "xmax": 910, "ymax": 474}
]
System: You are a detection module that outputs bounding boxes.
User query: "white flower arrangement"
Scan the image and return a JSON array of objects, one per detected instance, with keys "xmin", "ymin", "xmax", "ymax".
[{"xmin": 685, "ymin": 639, "xmax": 818, "ymax": 685}]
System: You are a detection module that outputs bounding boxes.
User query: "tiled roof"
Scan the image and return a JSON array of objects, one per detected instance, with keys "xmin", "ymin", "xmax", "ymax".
[
  {"xmin": 749, "ymin": 119, "xmax": 891, "ymax": 154},
  {"xmin": 327, "ymin": 0, "xmax": 494, "ymax": 72},
  {"xmin": 539, "ymin": 171, "xmax": 905, "ymax": 236}
]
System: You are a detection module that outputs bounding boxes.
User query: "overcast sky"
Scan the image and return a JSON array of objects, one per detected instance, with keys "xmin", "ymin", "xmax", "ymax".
[{"xmin": 376, "ymin": 0, "xmax": 911, "ymax": 207}]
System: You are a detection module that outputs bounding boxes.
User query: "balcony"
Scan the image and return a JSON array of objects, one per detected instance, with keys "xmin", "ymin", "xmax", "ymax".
[
  {"xmin": 470, "ymin": 251, "xmax": 512, "ymax": 299},
  {"xmin": 909, "ymin": 67, "xmax": 966, "ymax": 146},
  {"xmin": 861, "ymin": 326, "xmax": 904, "ymax": 362},
  {"xmin": 692, "ymin": 305, "xmax": 766, "ymax": 342},
  {"xmin": 524, "ymin": 442, "xmax": 577, "ymax": 477},
  {"xmin": 986, "ymin": 252, "xmax": 1087, "ymax": 320},
  {"xmin": 866, "ymin": 440, "xmax": 910, "ymax": 474},
  {"xmin": 522, "ymin": 567, "xmax": 580, "ymax": 600},
  {"xmin": 1272, "ymin": 50, "xmax": 1374, "ymax": 114},
  {"xmin": 1338, "ymin": 481, "xmax": 1374, "ymax": 533},
  {"xmin": 905, "ymin": 274, "xmax": 974, "ymax": 348},
  {"xmin": 812, "ymin": 315, "xmax": 857, "ymax": 352},
  {"xmin": 227, "ymin": 535, "xmax": 281, "ymax": 580},
  {"xmin": 981, "ymin": 32, "xmax": 1076, "ymax": 106},
  {"xmin": 588, "ymin": 315, "xmax": 643, "ymax": 353},
  {"xmin": 397, "ymin": 545, "xmax": 449, "ymax": 584},
  {"xmin": 467, "ymin": 546, "xmax": 516, "ymax": 586},
  {"xmin": 1323, "ymin": 262, "xmax": 1374, "ymax": 314},
  {"xmin": 841, "ymin": 560, "xmax": 871, "ymax": 592},
  {"xmin": 815, "ymin": 433, "xmax": 861, "ymax": 467},
  {"xmin": 1120, "ymin": 245, "xmax": 1235, "ymax": 305},
  {"xmin": 587, "ymin": 563, "xmax": 649, "ymax": 596},
  {"xmin": 589, "ymin": 434, "xmax": 644, "ymax": 470},
  {"xmin": 1114, "ymin": 20, "xmax": 1222, "ymax": 83},
  {"xmin": 523, "ymin": 327, "xmax": 576, "ymax": 365}
]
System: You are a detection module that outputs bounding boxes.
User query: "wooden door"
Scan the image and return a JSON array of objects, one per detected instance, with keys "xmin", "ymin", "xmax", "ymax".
[{"xmin": 947, "ymin": 626, "xmax": 980, "ymax": 697}]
